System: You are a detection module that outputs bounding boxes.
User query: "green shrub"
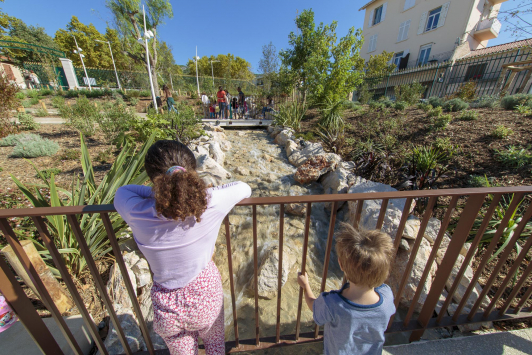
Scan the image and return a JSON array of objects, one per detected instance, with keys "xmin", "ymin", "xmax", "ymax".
[
  {"xmin": 433, "ymin": 137, "xmax": 458, "ymax": 156},
  {"xmin": 356, "ymin": 83, "xmax": 372, "ymax": 104},
  {"xmin": 29, "ymin": 97, "xmax": 40, "ymax": 106},
  {"xmin": 22, "ymin": 100, "xmax": 33, "ymax": 108},
  {"xmin": 35, "ymin": 108, "xmax": 48, "ymax": 117},
  {"xmin": 417, "ymin": 102, "xmax": 433, "ymax": 112},
  {"xmin": 38, "ymin": 88, "xmax": 54, "ymax": 96},
  {"xmin": 273, "ymin": 101, "xmax": 307, "ymax": 132},
  {"xmin": 57, "ymin": 149, "xmax": 80, "ymax": 160},
  {"xmin": 516, "ymin": 104, "xmax": 532, "ymax": 116},
  {"xmin": 395, "ymin": 81, "xmax": 425, "ymax": 105},
  {"xmin": 10, "ymin": 136, "xmax": 59, "ymax": 158},
  {"xmin": 458, "ymin": 110, "xmax": 479, "ymax": 121},
  {"xmin": 36, "ymin": 168, "xmax": 61, "ymax": 179},
  {"xmin": 51, "ymin": 96, "xmax": 65, "ymax": 108},
  {"xmin": 64, "ymin": 90, "xmax": 79, "ymax": 98},
  {"xmin": 468, "ymin": 175, "xmax": 492, "ymax": 188},
  {"xmin": 62, "ymin": 96, "xmax": 101, "ymax": 137},
  {"xmin": 99, "ymin": 102, "xmax": 137, "ymax": 142},
  {"xmin": 495, "ymin": 146, "xmax": 532, "ymax": 168},
  {"xmin": 369, "ymin": 100, "xmax": 386, "ymax": 110},
  {"xmin": 27, "ymin": 90, "xmax": 40, "ymax": 99},
  {"xmin": 500, "ymin": 93, "xmax": 532, "ymax": 110},
  {"xmin": 393, "ymin": 101, "xmax": 407, "ymax": 111},
  {"xmin": 428, "ymin": 97, "xmax": 444, "ymax": 107},
  {"xmin": 432, "ymin": 114, "xmax": 453, "ymax": 129},
  {"xmin": 295, "ymin": 131, "xmax": 316, "ymax": 142},
  {"xmin": 319, "ymin": 98, "xmax": 345, "ymax": 130},
  {"xmin": 443, "ymin": 98, "xmax": 469, "ymax": 112},
  {"xmin": 17, "ymin": 113, "xmax": 39, "ymax": 130},
  {"xmin": 490, "ymin": 125, "xmax": 513, "ymax": 139},
  {"xmin": 125, "ymin": 90, "xmax": 140, "ymax": 98},
  {"xmin": 453, "ymin": 81, "xmax": 477, "ymax": 102},
  {"xmin": 427, "ymin": 106, "xmax": 443, "ymax": 118},
  {"xmin": 129, "ymin": 97, "xmax": 139, "ymax": 106},
  {"xmin": 343, "ymin": 100, "xmax": 360, "ymax": 111},
  {"xmin": 379, "ymin": 96, "xmax": 394, "ymax": 108},
  {"xmin": 139, "ymin": 90, "xmax": 151, "ymax": 97},
  {"xmin": 16, "ymin": 92, "xmax": 25, "ymax": 100},
  {"xmin": 0, "ymin": 133, "xmax": 40, "ymax": 146},
  {"xmin": 470, "ymin": 95, "xmax": 499, "ymax": 109}
]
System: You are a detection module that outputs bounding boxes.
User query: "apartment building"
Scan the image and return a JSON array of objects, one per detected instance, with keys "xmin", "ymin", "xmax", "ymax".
[{"xmin": 359, "ymin": 0, "xmax": 508, "ymax": 69}]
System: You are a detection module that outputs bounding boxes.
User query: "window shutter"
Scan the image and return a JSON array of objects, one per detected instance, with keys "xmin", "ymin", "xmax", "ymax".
[
  {"xmin": 398, "ymin": 22, "xmax": 405, "ymax": 42},
  {"xmin": 417, "ymin": 11, "xmax": 428, "ymax": 34},
  {"xmin": 438, "ymin": 2, "xmax": 450, "ymax": 28},
  {"xmin": 404, "ymin": 0, "xmax": 415, "ymax": 11},
  {"xmin": 404, "ymin": 20, "xmax": 411, "ymax": 40},
  {"xmin": 373, "ymin": 34, "xmax": 378, "ymax": 51},
  {"xmin": 369, "ymin": 9, "xmax": 375, "ymax": 27},
  {"xmin": 382, "ymin": 3, "xmax": 388, "ymax": 21}
]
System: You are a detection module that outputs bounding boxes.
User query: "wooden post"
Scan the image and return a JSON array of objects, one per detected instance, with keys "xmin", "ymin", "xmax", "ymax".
[
  {"xmin": 39, "ymin": 100, "xmax": 47, "ymax": 111},
  {"xmin": 1, "ymin": 240, "xmax": 74, "ymax": 314},
  {"xmin": 178, "ymin": 88, "xmax": 181, "ymax": 96}
]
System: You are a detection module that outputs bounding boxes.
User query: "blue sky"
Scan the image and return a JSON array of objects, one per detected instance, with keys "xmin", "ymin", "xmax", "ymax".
[{"xmin": 2, "ymin": 0, "xmax": 528, "ymax": 72}]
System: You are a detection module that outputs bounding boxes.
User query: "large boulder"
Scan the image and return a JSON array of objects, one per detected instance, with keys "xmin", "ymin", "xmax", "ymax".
[
  {"xmin": 269, "ymin": 126, "xmax": 283, "ymax": 138},
  {"xmin": 285, "ymin": 185, "xmax": 309, "ymax": 216},
  {"xmin": 319, "ymin": 169, "xmax": 361, "ymax": 211},
  {"xmin": 294, "ymin": 154, "xmax": 341, "ymax": 184},
  {"xmin": 219, "ymin": 140, "xmax": 232, "ymax": 152},
  {"xmin": 195, "ymin": 145, "xmax": 209, "ymax": 156},
  {"xmin": 198, "ymin": 172, "xmax": 223, "ymax": 187},
  {"xmin": 196, "ymin": 154, "xmax": 231, "ymax": 180},
  {"xmin": 288, "ymin": 142, "xmax": 326, "ymax": 167},
  {"xmin": 285, "ymin": 140, "xmax": 299, "ymax": 157},
  {"xmin": 97, "ymin": 304, "xmax": 146, "ymax": 355},
  {"xmin": 274, "ymin": 129, "xmax": 293, "ymax": 146},
  {"xmin": 209, "ymin": 141, "xmax": 225, "ymax": 166}
]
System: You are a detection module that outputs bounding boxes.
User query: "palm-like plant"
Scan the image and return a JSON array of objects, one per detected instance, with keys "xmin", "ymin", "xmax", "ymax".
[
  {"xmin": 319, "ymin": 97, "xmax": 345, "ymax": 130},
  {"xmin": 272, "ymin": 101, "xmax": 307, "ymax": 131},
  {"xmin": 12, "ymin": 133, "xmax": 155, "ymax": 276}
]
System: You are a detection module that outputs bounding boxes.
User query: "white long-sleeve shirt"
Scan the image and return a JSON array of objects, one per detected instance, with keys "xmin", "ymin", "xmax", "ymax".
[{"xmin": 114, "ymin": 181, "xmax": 251, "ymax": 289}]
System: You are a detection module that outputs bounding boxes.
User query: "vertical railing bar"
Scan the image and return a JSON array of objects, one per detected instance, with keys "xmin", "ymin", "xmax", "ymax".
[
  {"xmin": 31, "ymin": 216, "xmax": 108, "ymax": 355},
  {"xmin": 392, "ymin": 198, "xmax": 414, "ymax": 256},
  {"xmin": 375, "ymin": 199, "xmax": 389, "ymax": 230},
  {"xmin": 0, "ymin": 218, "xmax": 84, "ymax": 355},
  {"xmin": 353, "ymin": 199, "xmax": 363, "ymax": 229},
  {"xmin": 295, "ymin": 202, "xmax": 312, "ymax": 341},
  {"xmin": 100, "ymin": 213, "xmax": 154, "ymax": 355},
  {"xmin": 314, "ymin": 201, "xmax": 338, "ymax": 339},
  {"xmin": 66, "ymin": 214, "xmax": 133, "ymax": 355},
  {"xmin": 436, "ymin": 194, "xmax": 502, "ymax": 323},
  {"xmin": 410, "ymin": 194, "xmax": 487, "ymax": 342},
  {"xmin": 391, "ymin": 196, "xmax": 437, "ymax": 319},
  {"xmin": 452, "ymin": 193, "xmax": 525, "ymax": 321},
  {"xmin": 276, "ymin": 204, "xmax": 285, "ymax": 343},
  {"xmin": 224, "ymin": 216, "xmax": 239, "ymax": 348},
  {"xmin": 403, "ymin": 196, "xmax": 459, "ymax": 326},
  {"xmin": 500, "ymin": 258, "xmax": 532, "ymax": 316},
  {"xmin": 478, "ymin": 203, "xmax": 532, "ymax": 318},
  {"xmin": 252, "ymin": 205, "xmax": 260, "ymax": 346},
  {"xmin": 0, "ymin": 256, "xmax": 64, "ymax": 355},
  {"xmin": 514, "ymin": 282, "xmax": 532, "ymax": 314}
]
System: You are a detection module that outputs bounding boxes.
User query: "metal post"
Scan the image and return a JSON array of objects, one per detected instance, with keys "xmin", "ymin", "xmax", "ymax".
[
  {"xmin": 428, "ymin": 63, "xmax": 441, "ymax": 98},
  {"xmin": 195, "ymin": 46, "xmax": 200, "ymax": 97},
  {"xmin": 211, "ymin": 60, "xmax": 215, "ymax": 88},
  {"xmin": 107, "ymin": 41, "xmax": 121, "ymax": 90},
  {"xmin": 143, "ymin": 5, "xmax": 157, "ymax": 110},
  {"xmin": 72, "ymin": 34, "xmax": 91, "ymax": 91},
  {"xmin": 384, "ymin": 74, "xmax": 391, "ymax": 97}
]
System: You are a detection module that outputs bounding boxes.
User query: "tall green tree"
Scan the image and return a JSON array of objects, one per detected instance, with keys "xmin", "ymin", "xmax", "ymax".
[
  {"xmin": 258, "ymin": 41, "xmax": 279, "ymax": 91},
  {"xmin": 280, "ymin": 9, "xmax": 365, "ymax": 103},
  {"xmin": 185, "ymin": 53, "xmax": 253, "ymax": 81},
  {"xmin": 54, "ymin": 16, "xmax": 130, "ymax": 69},
  {"xmin": 156, "ymin": 40, "xmax": 181, "ymax": 86},
  {"xmin": 106, "ymin": 0, "xmax": 173, "ymax": 94}
]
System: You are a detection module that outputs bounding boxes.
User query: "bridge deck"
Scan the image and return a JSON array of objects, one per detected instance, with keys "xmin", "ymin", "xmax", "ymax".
[{"xmin": 201, "ymin": 119, "xmax": 272, "ymax": 128}]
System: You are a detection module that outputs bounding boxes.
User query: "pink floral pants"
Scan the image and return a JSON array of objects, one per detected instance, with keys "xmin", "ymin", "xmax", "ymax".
[{"xmin": 151, "ymin": 261, "xmax": 225, "ymax": 355}]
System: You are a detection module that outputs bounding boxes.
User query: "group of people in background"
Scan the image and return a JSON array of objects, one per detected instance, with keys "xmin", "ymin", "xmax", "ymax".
[{"xmin": 201, "ymin": 86, "xmax": 247, "ymax": 119}]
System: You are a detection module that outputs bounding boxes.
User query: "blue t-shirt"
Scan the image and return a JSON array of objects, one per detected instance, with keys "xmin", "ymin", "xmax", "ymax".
[{"xmin": 313, "ymin": 283, "xmax": 395, "ymax": 355}]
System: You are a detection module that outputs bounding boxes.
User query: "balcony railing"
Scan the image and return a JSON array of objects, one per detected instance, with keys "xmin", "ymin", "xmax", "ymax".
[
  {"xmin": 0, "ymin": 187, "xmax": 532, "ymax": 354},
  {"xmin": 474, "ymin": 18, "xmax": 502, "ymax": 41}
]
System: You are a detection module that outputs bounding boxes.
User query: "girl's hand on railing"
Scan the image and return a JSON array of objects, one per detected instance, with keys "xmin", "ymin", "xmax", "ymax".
[{"xmin": 297, "ymin": 272, "xmax": 309, "ymax": 288}]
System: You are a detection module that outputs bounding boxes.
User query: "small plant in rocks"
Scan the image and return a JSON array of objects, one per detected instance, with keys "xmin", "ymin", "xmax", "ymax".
[
  {"xmin": 490, "ymin": 125, "xmax": 513, "ymax": 139},
  {"xmin": 17, "ymin": 113, "xmax": 39, "ymax": 130}
]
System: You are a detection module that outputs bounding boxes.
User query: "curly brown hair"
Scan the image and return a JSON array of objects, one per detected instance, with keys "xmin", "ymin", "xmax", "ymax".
[{"xmin": 145, "ymin": 140, "xmax": 208, "ymax": 222}]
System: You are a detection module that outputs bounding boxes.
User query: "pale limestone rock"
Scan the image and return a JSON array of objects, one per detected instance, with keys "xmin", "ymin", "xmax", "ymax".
[
  {"xmin": 285, "ymin": 140, "xmax": 299, "ymax": 157},
  {"xmin": 131, "ymin": 258, "xmax": 151, "ymax": 288},
  {"xmin": 235, "ymin": 166, "xmax": 250, "ymax": 176},
  {"xmin": 196, "ymin": 154, "xmax": 231, "ymax": 180},
  {"xmin": 274, "ymin": 129, "xmax": 293, "ymax": 146},
  {"xmin": 209, "ymin": 141, "xmax": 225, "ymax": 166},
  {"xmin": 253, "ymin": 244, "xmax": 299, "ymax": 299},
  {"xmin": 288, "ymin": 142, "xmax": 326, "ymax": 167}
]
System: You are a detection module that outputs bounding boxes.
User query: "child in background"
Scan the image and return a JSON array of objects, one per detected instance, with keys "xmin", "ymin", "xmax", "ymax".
[
  {"xmin": 215, "ymin": 103, "xmax": 220, "ymax": 118},
  {"xmin": 297, "ymin": 224, "xmax": 396, "ymax": 355},
  {"xmin": 209, "ymin": 103, "xmax": 215, "ymax": 118}
]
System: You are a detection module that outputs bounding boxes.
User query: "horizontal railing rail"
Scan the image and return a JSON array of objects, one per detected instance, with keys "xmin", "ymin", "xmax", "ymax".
[{"xmin": 0, "ymin": 186, "xmax": 531, "ymax": 355}]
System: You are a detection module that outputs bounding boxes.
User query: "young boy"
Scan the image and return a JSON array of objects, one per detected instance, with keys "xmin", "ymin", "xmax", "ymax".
[{"xmin": 297, "ymin": 224, "xmax": 395, "ymax": 355}]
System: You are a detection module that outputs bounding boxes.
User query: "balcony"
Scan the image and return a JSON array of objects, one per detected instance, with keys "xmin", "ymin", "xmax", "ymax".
[
  {"xmin": 489, "ymin": 0, "xmax": 508, "ymax": 4},
  {"xmin": 474, "ymin": 18, "xmax": 502, "ymax": 41}
]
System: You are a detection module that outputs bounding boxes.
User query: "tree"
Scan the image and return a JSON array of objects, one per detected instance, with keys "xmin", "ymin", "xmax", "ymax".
[
  {"xmin": 280, "ymin": 9, "xmax": 365, "ymax": 104},
  {"xmin": 156, "ymin": 41, "xmax": 181, "ymax": 86},
  {"xmin": 185, "ymin": 54, "xmax": 253, "ymax": 81},
  {"xmin": 54, "ymin": 16, "xmax": 131, "ymax": 69},
  {"xmin": 498, "ymin": 0, "xmax": 532, "ymax": 39},
  {"xmin": 258, "ymin": 41, "xmax": 279, "ymax": 91},
  {"xmin": 106, "ymin": 0, "xmax": 173, "ymax": 94}
]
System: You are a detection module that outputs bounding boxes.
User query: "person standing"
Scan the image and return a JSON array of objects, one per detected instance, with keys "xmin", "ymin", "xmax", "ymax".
[
  {"xmin": 237, "ymin": 87, "xmax": 245, "ymax": 119},
  {"xmin": 224, "ymin": 89, "xmax": 231, "ymax": 119},
  {"xmin": 163, "ymin": 85, "xmax": 177, "ymax": 113},
  {"xmin": 201, "ymin": 92, "xmax": 210, "ymax": 119},
  {"xmin": 216, "ymin": 86, "xmax": 226, "ymax": 119}
]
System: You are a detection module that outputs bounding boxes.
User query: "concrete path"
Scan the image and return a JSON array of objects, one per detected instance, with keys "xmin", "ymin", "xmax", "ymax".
[{"xmin": 383, "ymin": 329, "xmax": 532, "ymax": 355}]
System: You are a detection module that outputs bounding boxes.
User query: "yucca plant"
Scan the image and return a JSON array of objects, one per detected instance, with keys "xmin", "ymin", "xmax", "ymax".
[
  {"xmin": 11, "ymin": 133, "xmax": 155, "ymax": 276},
  {"xmin": 272, "ymin": 101, "xmax": 307, "ymax": 132},
  {"xmin": 319, "ymin": 97, "xmax": 345, "ymax": 130}
]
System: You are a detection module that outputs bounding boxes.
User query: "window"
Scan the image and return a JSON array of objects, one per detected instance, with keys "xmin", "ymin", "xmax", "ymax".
[
  {"xmin": 397, "ymin": 20, "xmax": 411, "ymax": 42},
  {"xmin": 464, "ymin": 63, "xmax": 487, "ymax": 81},
  {"xmin": 368, "ymin": 34, "xmax": 378, "ymax": 52},
  {"xmin": 393, "ymin": 52, "xmax": 404, "ymax": 67},
  {"xmin": 404, "ymin": 0, "xmax": 415, "ymax": 11},
  {"xmin": 417, "ymin": 44, "xmax": 432, "ymax": 66},
  {"xmin": 426, "ymin": 7, "xmax": 442, "ymax": 31},
  {"xmin": 374, "ymin": 5, "xmax": 383, "ymax": 25}
]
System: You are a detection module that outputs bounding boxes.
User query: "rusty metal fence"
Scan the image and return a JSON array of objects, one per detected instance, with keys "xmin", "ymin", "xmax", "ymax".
[{"xmin": 1, "ymin": 187, "xmax": 532, "ymax": 354}]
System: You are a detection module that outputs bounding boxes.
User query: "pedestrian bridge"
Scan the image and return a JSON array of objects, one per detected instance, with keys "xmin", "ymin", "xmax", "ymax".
[{"xmin": 201, "ymin": 119, "xmax": 273, "ymax": 128}]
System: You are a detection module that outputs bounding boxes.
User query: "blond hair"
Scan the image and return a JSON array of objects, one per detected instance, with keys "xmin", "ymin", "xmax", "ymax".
[{"xmin": 335, "ymin": 223, "xmax": 394, "ymax": 288}]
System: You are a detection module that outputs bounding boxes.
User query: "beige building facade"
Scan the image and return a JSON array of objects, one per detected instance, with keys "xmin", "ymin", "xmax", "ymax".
[{"xmin": 360, "ymin": 0, "xmax": 507, "ymax": 69}]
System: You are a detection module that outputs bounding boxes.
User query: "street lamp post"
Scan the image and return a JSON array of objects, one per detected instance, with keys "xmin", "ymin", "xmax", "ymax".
[
  {"xmin": 194, "ymin": 47, "xmax": 200, "ymax": 98},
  {"xmin": 95, "ymin": 40, "xmax": 121, "ymax": 90},
  {"xmin": 139, "ymin": 5, "xmax": 157, "ymax": 110},
  {"xmin": 209, "ymin": 59, "xmax": 220, "ymax": 88},
  {"xmin": 71, "ymin": 34, "xmax": 91, "ymax": 91}
]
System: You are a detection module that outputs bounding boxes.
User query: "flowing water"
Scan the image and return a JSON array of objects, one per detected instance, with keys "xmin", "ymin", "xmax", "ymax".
[{"xmin": 212, "ymin": 129, "xmax": 344, "ymax": 346}]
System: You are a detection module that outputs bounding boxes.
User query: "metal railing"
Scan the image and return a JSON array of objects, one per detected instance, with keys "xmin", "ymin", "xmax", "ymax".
[{"xmin": 1, "ymin": 187, "xmax": 532, "ymax": 354}]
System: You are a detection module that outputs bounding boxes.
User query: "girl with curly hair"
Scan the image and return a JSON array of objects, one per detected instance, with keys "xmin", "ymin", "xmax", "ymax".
[{"xmin": 115, "ymin": 140, "xmax": 251, "ymax": 354}]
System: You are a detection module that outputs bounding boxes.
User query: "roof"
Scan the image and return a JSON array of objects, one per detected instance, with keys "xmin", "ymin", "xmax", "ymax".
[
  {"xmin": 359, "ymin": 0, "xmax": 379, "ymax": 11},
  {"xmin": 462, "ymin": 38, "xmax": 532, "ymax": 59}
]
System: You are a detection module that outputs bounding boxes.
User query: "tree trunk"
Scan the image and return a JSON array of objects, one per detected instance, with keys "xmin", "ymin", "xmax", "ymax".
[{"xmin": 150, "ymin": 65, "xmax": 160, "ymax": 96}]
